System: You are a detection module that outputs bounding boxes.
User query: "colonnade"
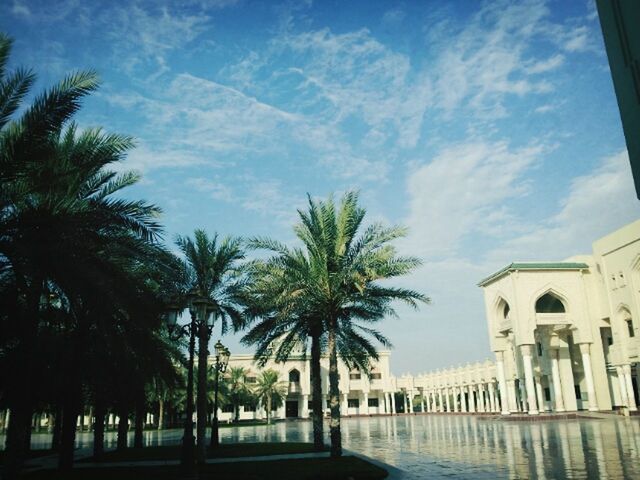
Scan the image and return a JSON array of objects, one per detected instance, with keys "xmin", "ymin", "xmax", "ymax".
[{"xmin": 392, "ymin": 360, "xmax": 502, "ymax": 414}]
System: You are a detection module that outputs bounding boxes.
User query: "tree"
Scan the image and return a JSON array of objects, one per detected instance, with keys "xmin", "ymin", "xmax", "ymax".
[
  {"xmin": 253, "ymin": 369, "xmax": 287, "ymax": 424},
  {"xmin": 245, "ymin": 192, "xmax": 428, "ymax": 458},
  {"xmin": 225, "ymin": 366, "xmax": 252, "ymax": 423},
  {"xmin": 175, "ymin": 230, "xmax": 245, "ymax": 462}
]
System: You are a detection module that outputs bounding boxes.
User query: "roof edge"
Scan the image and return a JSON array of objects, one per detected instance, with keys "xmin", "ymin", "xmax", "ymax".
[{"xmin": 477, "ymin": 262, "xmax": 590, "ymax": 287}]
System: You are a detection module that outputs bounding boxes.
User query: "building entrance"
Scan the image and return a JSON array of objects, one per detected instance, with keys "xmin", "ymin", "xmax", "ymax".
[{"xmin": 286, "ymin": 401, "xmax": 299, "ymax": 418}]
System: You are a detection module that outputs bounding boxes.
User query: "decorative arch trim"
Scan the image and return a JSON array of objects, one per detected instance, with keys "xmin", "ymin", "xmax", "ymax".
[{"xmin": 530, "ymin": 284, "xmax": 570, "ymax": 314}]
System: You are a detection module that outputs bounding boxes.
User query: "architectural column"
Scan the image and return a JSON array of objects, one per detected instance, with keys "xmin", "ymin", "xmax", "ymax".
[
  {"xmin": 488, "ymin": 382, "xmax": 496, "ymax": 413},
  {"xmin": 445, "ymin": 388, "xmax": 451, "ymax": 412},
  {"xmin": 342, "ymin": 393, "xmax": 349, "ymax": 416},
  {"xmin": 495, "ymin": 351, "xmax": 510, "ymax": 415},
  {"xmin": 302, "ymin": 394, "xmax": 309, "ymax": 418},
  {"xmin": 521, "ymin": 345, "xmax": 539, "ymax": 415},
  {"xmin": 461, "ymin": 386, "xmax": 468, "ymax": 412},
  {"xmin": 408, "ymin": 390, "xmax": 414, "ymax": 413},
  {"xmin": 468, "ymin": 385, "xmax": 476, "ymax": 413},
  {"xmin": 421, "ymin": 393, "xmax": 426, "ymax": 413},
  {"xmin": 453, "ymin": 388, "xmax": 459, "ymax": 412},
  {"xmin": 391, "ymin": 392, "xmax": 396, "ymax": 414},
  {"xmin": 431, "ymin": 391, "xmax": 437, "ymax": 412},
  {"xmin": 534, "ymin": 376, "xmax": 545, "ymax": 413},
  {"xmin": 478, "ymin": 384, "xmax": 486, "ymax": 413},
  {"xmin": 622, "ymin": 364, "xmax": 638, "ymax": 411},
  {"xmin": 363, "ymin": 393, "xmax": 369, "ymax": 415},
  {"xmin": 402, "ymin": 391, "xmax": 408, "ymax": 413},
  {"xmin": 438, "ymin": 389, "xmax": 444, "ymax": 412},
  {"xmin": 550, "ymin": 348, "xmax": 566, "ymax": 412},
  {"xmin": 579, "ymin": 343, "xmax": 599, "ymax": 411}
]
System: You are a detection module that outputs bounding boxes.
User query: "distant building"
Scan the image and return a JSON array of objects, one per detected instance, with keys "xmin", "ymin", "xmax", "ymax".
[
  {"xmin": 479, "ymin": 220, "xmax": 640, "ymax": 415},
  {"xmin": 217, "ymin": 348, "xmax": 395, "ymax": 422}
]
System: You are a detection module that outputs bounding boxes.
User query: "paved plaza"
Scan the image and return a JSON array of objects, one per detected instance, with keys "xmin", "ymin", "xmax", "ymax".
[{"xmin": 5, "ymin": 414, "xmax": 639, "ymax": 479}]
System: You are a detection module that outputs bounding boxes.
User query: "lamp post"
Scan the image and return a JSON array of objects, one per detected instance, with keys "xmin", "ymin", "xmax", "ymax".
[
  {"xmin": 164, "ymin": 295, "xmax": 214, "ymax": 470},
  {"xmin": 210, "ymin": 340, "xmax": 230, "ymax": 449}
]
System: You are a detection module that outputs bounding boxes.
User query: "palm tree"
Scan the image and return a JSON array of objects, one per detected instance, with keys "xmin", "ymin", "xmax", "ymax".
[
  {"xmin": 246, "ymin": 192, "xmax": 428, "ymax": 458},
  {"xmin": 253, "ymin": 369, "xmax": 287, "ymax": 424},
  {"xmin": 225, "ymin": 366, "xmax": 252, "ymax": 423},
  {"xmin": 175, "ymin": 230, "xmax": 245, "ymax": 462},
  {"xmin": 0, "ymin": 32, "xmax": 173, "ymax": 477}
]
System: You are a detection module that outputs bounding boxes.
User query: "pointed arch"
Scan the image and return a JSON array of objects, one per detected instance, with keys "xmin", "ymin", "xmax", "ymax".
[
  {"xmin": 492, "ymin": 293, "xmax": 512, "ymax": 321},
  {"xmin": 531, "ymin": 285, "xmax": 570, "ymax": 314},
  {"xmin": 288, "ymin": 368, "xmax": 300, "ymax": 383}
]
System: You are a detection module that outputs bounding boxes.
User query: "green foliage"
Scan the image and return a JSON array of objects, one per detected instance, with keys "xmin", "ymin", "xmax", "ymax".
[{"xmin": 253, "ymin": 369, "xmax": 287, "ymax": 423}]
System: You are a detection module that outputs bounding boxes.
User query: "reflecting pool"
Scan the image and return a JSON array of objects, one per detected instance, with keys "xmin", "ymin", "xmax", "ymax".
[{"xmin": 8, "ymin": 414, "xmax": 640, "ymax": 479}]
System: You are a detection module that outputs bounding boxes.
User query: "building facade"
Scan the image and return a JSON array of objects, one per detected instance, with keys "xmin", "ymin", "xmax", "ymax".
[
  {"xmin": 479, "ymin": 220, "xmax": 640, "ymax": 415},
  {"xmin": 216, "ymin": 349, "xmax": 396, "ymax": 422}
]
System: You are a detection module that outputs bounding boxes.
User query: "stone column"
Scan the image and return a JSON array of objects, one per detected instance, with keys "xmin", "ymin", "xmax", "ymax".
[
  {"xmin": 550, "ymin": 348, "xmax": 566, "ymax": 412},
  {"xmin": 363, "ymin": 393, "xmax": 369, "ymax": 415},
  {"xmin": 453, "ymin": 388, "xmax": 459, "ymax": 412},
  {"xmin": 579, "ymin": 343, "xmax": 599, "ymax": 411},
  {"xmin": 408, "ymin": 390, "xmax": 414, "ymax": 413},
  {"xmin": 477, "ymin": 384, "xmax": 486, "ymax": 413},
  {"xmin": 431, "ymin": 391, "xmax": 437, "ymax": 412},
  {"xmin": 391, "ymin": 392, "xmax": 396, "ymax": 414},
  {"xmin": 421, "ymin": 393, "xmax": 426, "ymax": 413},
  {"xmin": 342, "ymin": 393, "xmax": 349, "ymax": 416},
  {"xmin": 302, "ymin": 394, "xmax": 309, "ymax": 418},
  {"xmin": 495, "ymin": 351, "xmax": 510, "ymax": 415},
  {"xmin": 488, "ymin": 382, "xmax": 496, "ymax": 412},
  {"xmin": 521, "ymin": 345, "xmax": 539, "ymax": 415},
  {"xmin": 438, "ymin": 389, "xmax": 444, "ymax": 412},
  {"xmin": 534, "ymin": 376, "xmax": 545, "ymax": 413},
  {"xmin": 461, "ymin": 386, "xmax": 468, "ymax": 412},
  {"xmin": 402, "ymin": 391, "xmax": 408, "ymax": 414},
  {"xmin": 468, "ymin": 385, "xmax": 476, "ymax": 413},
  {"xmin": 444, "ymin": 388, "xmax": 450, "ymax": 412},
  {"xmin": 622, "ymin": 364, "xmax": 638, "ymax": 411}
]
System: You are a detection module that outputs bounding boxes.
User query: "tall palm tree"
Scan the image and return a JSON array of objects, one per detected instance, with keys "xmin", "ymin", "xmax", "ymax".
[
  {"xmin": 225, "ymin": 366, "xmax": 252, "ymax": 423},
  {"xmin": 0, "ymin": 32, "xmax": 170, "ymax": 477},
  {"xmin": 246, "ymin": 192, "xmax": 428, "ymax": 458},
  {"xmin": 253, "ymin": 369, "xmax": 287, "ymax": 424},
  {"xmin": 175, "ymin": 230, "xmax": 245, "ymax": 462}
]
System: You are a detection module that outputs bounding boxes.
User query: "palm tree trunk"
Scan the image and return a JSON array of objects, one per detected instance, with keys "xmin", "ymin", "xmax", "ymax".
[
  {"xmin": 266, "ymin": 395, "xmax": 272, "ymax": 425},
  {"xmin": 134, "ymin": 396, "xmax": 144, "ymax": 449},
  {"xmin": 58, "ymin": 391, "xmax": 81, "ymax": 471},
  {"xmin": 2, "ymin": 401, "xmax": 32, "ymax": 480},
  {"xmin": 51, "ymin": 405, "xmax": 63, "ymax": 450},
  {"xmin": 310, "ymin": 332, "xmax": 324, "ymax": 451},
  {"xmin": 157, "ymin": 398, "xmax": 165, "ymax": 431},
  {"xmin": 327, "ymin": 327, "xmax": 342, "ymax": 458},
  {"xmin": 93, "ymin": 400, "xmax": 106, "ymax": 461},
  {"xmin": 196, "ymin": 322, "xmax": 209, "ymax": 464},
  {"xmin": 116, "ymin": 405, "xmax": 128, "ymax": 451}
]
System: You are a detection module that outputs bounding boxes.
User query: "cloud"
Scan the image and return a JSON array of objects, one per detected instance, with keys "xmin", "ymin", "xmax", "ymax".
[
  {"xmin": 402, "ymin": 141, "xmax": 545, "ymax": 259},
  {"xmin": 489, "ymin": 150, "xmax": 640, "ymax": 262},
  {"xmin": 525, "ymin": 54, "xmax": 565, "ymax": 74},
  {"xmin": 185, "ymin": 177, "xmax": 234, "ymax": 202},
  {"xmin": 562, "ymin": 25, "xmax": 590, "ymax": 52},
  {"xmin": 11, "ymin": 0, "xmax": 30, "ymax": 17},
  {"xmin": 381, "ymin": 8, "xmax": 406, "ymax": 28}
]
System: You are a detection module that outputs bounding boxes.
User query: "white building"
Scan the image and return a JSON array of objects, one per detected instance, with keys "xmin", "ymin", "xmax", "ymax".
[
  {"xmin": 479, "ymin": 220, "xmax": 640, "ymax": 415},
  {"xmin": 216, "ymin": 348, "xmax": 396, "ymax": 422}
]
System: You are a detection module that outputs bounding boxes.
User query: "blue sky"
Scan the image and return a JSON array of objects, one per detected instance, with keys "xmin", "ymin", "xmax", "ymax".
[{"xmin": 3, "ymin": 0, "xmax": 639, "ymax": 375}]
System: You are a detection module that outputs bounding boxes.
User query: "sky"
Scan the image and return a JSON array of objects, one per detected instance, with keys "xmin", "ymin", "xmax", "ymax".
[{"xmin": 3, "ymin": 0, "xmax": 640, "ymax": 376}]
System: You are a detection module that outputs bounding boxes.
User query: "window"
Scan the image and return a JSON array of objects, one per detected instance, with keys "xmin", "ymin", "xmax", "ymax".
[
  {"xmin": 308, "ymin": 401, "xmax": 313, "ymax": 411},
  {"xmin": 368, "ymin": 398, "xmax": 379, "ymax": 408},
  {"xmin": 574, "ymin": 385, "xmax": 582, "ymax": 400},
  {"xmin": 243, "ymin": 404, "xmax": 256, "ymax": 412},
  {"xmin": 370, "ymin": 373, "xmax": 382, "ymax": 380},
  {"xmin": 289, "ymin": 369, "xmax": 300, "ymax": 382},
  {"xmin": 544, "ymin": 388, "xmax": 551, "ymax": 402},
  {"xmin": 537, "ymin": 343, "xmax": 543, "ymax": 356},
  {"xmin": 347, "ymin": 399, "xmax": 359, "ymax": 408},
  {"xmin": 535, "ymin": 293, "xmax": 565, "ymax": 313},
  {"xmin": 627, "ymin": 319, "xmax": 635, "ymax": 337},
  {"xmin": 608, "ymin": 336, "xmax": 614, "ymax": 346},
  {"xmin": 245, "ymin": 376, "xmax": 257, "ymax": 384},
  {"xmin": 349, "ymin": 373, "xmax": 361, "ymax": 380},
  {"xmin": 222, "ymin": 405, "xmax": 234, "ymax": 413},
  {"xmin": 503, "ymin": 302, "xmax": 511, "ymax": 319}
]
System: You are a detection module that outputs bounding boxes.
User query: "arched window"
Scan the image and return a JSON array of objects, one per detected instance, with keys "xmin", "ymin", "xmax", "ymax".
[
  {"xmin": 503, "ymin": 303, "xmax": 511, "ymax": 319},
  {"xmin": 289, "ymin": 369, "xmax": 300, "ymax": 383},
  {"xmin": 535, "ymin": 293, "xmax": 565, "ymax": 313}
]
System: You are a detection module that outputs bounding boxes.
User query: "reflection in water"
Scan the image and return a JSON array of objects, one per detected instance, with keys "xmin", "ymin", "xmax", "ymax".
[{"xmin": 3, "ymin": 415, "xmax": 640, "ymax": 479}]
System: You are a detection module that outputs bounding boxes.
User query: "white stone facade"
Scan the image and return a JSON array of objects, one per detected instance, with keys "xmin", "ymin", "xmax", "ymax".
[
  {"xmin": 479, "ymin": 220, "xmax": 640, "ymax": 415},
  {"xmin": 215, "ymin": 351, "xmax": 395, "ymax": 422}
]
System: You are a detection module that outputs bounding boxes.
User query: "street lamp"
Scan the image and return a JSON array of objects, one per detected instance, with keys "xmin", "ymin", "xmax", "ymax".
[
  {"xmin": 210, "ymin": 340, "xmax": 230, "ymax": 449},
  {"xmin": 164, "ymin": 295, "xmax": 214, "ymax": 470}
]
